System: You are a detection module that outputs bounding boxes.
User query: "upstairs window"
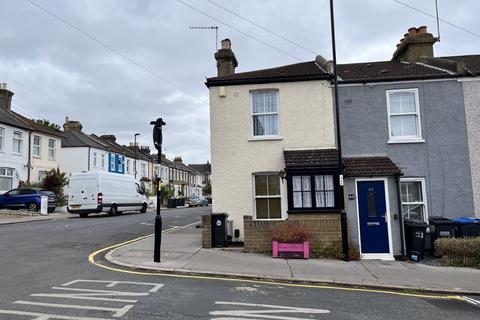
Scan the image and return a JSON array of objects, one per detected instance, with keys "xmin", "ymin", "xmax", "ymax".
[
  {"xmin": 33, "ymin": 135, "xmax": 41, "ymax": 157},
  {"xmin": 93, "ymin": 152, "xmax": 97, "ymax": 168},
  {"xmin": 141, "ymin": 163, "xmax": 147, "ymax": 177},
  {"xmin": 0, "ymin": 127, "xmax": 5, "ymax": 151},
  {"xmin": 48, "ymin": 139, "xmax": 56, "ymax": 159},
  {"xmin": 110, "ymin": 155, "xmax": 115, "ymax": 171},
  {"xmin": 126, "ymin": 159, "xmax": 130, "ymax": 173},
  {"xmin": 13, "ymin": 131, "xmax": 23, "ymax": 154},
  {"xmin": 387, "ymin": 89, "xmax": 422, "ymax": 142},
  {"xmin": 251, "ymin": 90, "xmax": 279, "ymax": 137},
  {"xmin": 101, "ymin": 154, "xmax": 105, "ymax": 168}
]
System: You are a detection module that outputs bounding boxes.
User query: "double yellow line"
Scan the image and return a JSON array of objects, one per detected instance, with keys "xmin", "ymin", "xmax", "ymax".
[{"xmin": 88, "ymin": 223, "xmax": 467, "ymax": 301}]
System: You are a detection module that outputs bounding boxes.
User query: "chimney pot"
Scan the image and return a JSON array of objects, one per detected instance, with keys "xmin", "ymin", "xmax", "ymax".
[
  {"xmin": 418, "ymin": 26, "xmax": 427, "ymax": 34},
  {"xmin": 63, "ymin": 118, "xmax": 83, "ymax": 132},
  {"xmin": 221, "ymin": 39, "xmax": 231, "ymax": 49},
  {"xmin": 408, "ymin": 27, "xmax": 417, "ymax": 36},
  {"xmin": 100, "ymin": 135, "xmax": 117, "ymax": 143}
]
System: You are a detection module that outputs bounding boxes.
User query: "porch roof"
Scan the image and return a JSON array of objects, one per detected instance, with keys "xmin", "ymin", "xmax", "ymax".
[
  {"xmin": 343, "ymin": 157, "xmax": 401, "ymax": 177},
  {"xmin": 284, "ymin": 149, "xmax": 339, "ymax": 171}
]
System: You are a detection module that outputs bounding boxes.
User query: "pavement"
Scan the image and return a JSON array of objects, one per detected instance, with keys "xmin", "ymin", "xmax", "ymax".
[
  {"xmin": 106, "ymin": 222, "xmax": 480, "ymax": 295},
  {"xmin": 0, "ymin": 208, "xmax": 72, "ymax": 225}
]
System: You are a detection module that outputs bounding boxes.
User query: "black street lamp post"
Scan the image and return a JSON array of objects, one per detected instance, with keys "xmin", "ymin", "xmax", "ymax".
[
  {"xmin": 134, "ymin": 133, "xmax": 140, "ymax": 179},
  {"xmin": 150, "ymin": 118, "xmax": 166, "ymax": 263}
]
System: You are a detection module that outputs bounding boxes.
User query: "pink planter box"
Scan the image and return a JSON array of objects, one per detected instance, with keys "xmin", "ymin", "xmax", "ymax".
[{"xmin": 272, "ymin": 241, "xmax": 309, "ymax": 259}]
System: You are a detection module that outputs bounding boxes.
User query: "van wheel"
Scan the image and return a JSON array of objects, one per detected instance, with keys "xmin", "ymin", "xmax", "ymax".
[
  {"xmin": 140, "ymin": 203, "xmax": 147, "ymax": 213},
  {"xmin": 27, "ymin": 202, "xmax": 39, "ymax": 211},
  {"xmin": 109, "ymin": 205, "xmax": 118, "ymax": 216},
  {"xmin": 79, "ymin": 212, "xmax": 88, "ymax": 218}
]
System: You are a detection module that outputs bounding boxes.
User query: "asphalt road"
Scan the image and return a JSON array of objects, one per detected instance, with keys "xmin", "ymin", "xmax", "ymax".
[{"xmin": 0, "ymin": 206, "xmax": 478, "ymax": 320}]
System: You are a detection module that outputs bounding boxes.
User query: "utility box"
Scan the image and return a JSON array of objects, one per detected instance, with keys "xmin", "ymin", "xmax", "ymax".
[
  {"xmin": 404, "ymin": 219, "xmax": 428, "ymax": 261},
  {"xmin": 211, "ymin": 213, "xmax": 228, "ymax": 247},
  {"xmin": 40, "ymin": 196, "xmax": 48, "ymax": 215}
]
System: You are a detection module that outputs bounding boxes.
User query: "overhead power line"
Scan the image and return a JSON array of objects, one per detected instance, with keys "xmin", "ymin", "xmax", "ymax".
[
  {"xmin": 26, "ymin": 0, "xmax": 208, "ymax": 105},
  {"xmin": 176, "ymin": 0, "xmax": 303, "ymax": 61},
  {"xmin": 206, "ymin": 0, "xmax": 317, "ymax": 55},
  {"xmin": 392, "ymin": 0, "xmax": 480, "ymax": 39}
]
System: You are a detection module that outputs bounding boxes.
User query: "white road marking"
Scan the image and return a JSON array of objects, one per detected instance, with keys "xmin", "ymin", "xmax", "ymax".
[
  {"xmin": 0, "ymin": 309, "xmax": 113, "ymax": 319},
  {"xmin": 462, "ymin": 296, "xmax": 480, "ymax": 306},
  {"xmin": 210, "ymin": 301, "xmax": 330, "ymax": 320},
  {"xmin": 140, "ymin": 222, "xmax": 154, "ymax": 226},
  {"xmin": 14, "ymin": 301, "xmax": 133, "ymax": 318},
  {"xmin": 61, "ymin": 280, "xmax": 164, "ymax": 292},
  {"xmin": 31, "ymin": 286, "xmax": 148, "ymax": 303}
]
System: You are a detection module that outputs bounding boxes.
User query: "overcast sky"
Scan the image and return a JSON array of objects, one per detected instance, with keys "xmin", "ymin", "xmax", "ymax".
[{"xmin": 1, "ymin": 0, "xmax": 479, "ymax": 164}]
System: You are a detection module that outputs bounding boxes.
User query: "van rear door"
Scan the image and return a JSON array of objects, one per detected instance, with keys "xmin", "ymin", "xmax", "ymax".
[{"xmin": 68, "ymin": 175, "xmax": 98, "ymax": 210}]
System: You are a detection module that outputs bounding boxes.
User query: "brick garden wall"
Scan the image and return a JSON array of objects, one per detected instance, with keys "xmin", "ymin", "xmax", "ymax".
[
  {"xmin": 243, "ymin": 213, "xmax": 343, "ymax": 258},
  {"xmin": 201, "ymin": 215, "xmax": 212, "ymax": 248}
]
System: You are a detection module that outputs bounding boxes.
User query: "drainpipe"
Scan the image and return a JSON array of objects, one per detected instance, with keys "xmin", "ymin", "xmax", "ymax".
[
  {"xmin": 395, "ymin": 173, "xmax": 406, "ymax": 260},
  {"xmin": 27, "ymin": 131, "xmax": 32, "ymax": 183},
  {"xmin": 87, "ymin": 147, "xmax": 91, "ymax": 171},
  {"xmin": 330, "ymin": 0, "xmax": 349, "ymax": 261}
]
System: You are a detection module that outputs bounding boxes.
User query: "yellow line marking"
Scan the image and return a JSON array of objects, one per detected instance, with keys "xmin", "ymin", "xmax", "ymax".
[{"xmin": 88, "ymin": 222, "xmax": 466, "ymax": 302}]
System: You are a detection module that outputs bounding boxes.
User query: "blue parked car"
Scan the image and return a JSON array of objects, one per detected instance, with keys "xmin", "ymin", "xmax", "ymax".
[{"xmin": 0, "ymin": 188, "xmax": 57, "ymax": 212}]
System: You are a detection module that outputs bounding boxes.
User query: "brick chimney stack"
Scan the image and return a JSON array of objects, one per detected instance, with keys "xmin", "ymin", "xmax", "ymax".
[
  {"xmin": 100, "ymin": 135, "xmax": 117, "ymax": 144},
  {"xmin": 174, "ymin": 156, "xmax": 183, "ymax": 163},
  {"xmin": 63, "ymin": 117, "xmax": 83, "ymax": 132},
  {"xmin": 214, "ymin": 39, "xmax": 238, "ymax": 77},
  {"xmin": 0, "ymin": 83, "xmax": 14, "ymax": 111},
  {"xmin": 392, "ymin": 26, "xmax": 438, "ymax": 62}
]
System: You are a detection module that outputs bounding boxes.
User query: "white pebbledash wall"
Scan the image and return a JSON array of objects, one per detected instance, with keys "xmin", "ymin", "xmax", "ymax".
[
  {"xmin": 0, "ymin": 124, "xmax": 29, "ymax": 193},
  {"xmin": 463, "ymin": 79, "xmax": 480, "ymax": 218},
  {"xmin": 209, "ymin": 80, "xmax": 336, "ymax": 240}
]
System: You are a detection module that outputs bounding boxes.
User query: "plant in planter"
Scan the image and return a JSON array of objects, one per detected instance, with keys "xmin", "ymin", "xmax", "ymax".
[{"xmin": 272, "ymin": 223, "xmax": 312, "ymax": 259}]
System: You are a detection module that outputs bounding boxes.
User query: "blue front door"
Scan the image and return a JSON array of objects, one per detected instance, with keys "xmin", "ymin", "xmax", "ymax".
[{"xmin": 357, "ymin": 180, "xmax": 390, "ymax": 255}]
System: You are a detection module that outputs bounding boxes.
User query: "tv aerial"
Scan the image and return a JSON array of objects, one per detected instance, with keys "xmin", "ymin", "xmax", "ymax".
[{"xmin": 189, "ymin": 26, "xmax": 219, "ymax": 50}]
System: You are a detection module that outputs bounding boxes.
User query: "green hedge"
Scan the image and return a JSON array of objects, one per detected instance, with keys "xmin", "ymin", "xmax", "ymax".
[{"xmin": 434, "ymin": 237, "xmax": 480, "ymax": 268}]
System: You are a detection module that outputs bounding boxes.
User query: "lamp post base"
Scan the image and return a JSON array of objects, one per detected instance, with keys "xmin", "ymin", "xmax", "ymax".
[{"xmin": 154, "ymin": 214, "xmax": 162, "ymax": 262}]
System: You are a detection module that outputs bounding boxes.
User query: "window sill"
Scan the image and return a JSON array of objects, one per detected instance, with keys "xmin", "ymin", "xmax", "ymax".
[
  {"xmin": 387, "ymin": 139, "xmax": 425, "ymax": 144},
  {"xmin": 248, "ymin": 136, "xmax": 283, "ymax": 142},
  {"xmin": 48, "ymin": 158, "xmax": 56, "ymax": 161},
  {"xmin": 253, "ymin": 218, "xmax": 286, "ymax": 221},
  {"xmin": 287, "ymin": 209, "xmax": 342, "ymax": 214},
  {"xmin": 12, "ymin": 152, "xmax": 23, "ymax": 156}
]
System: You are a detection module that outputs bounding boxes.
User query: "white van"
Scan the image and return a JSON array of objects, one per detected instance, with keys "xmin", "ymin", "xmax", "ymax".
[{"xmin": 67, "ymin": 171, "xmax": 148, "ymax": 218}]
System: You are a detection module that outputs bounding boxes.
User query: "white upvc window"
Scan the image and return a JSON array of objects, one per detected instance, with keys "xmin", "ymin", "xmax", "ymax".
[
  {"xmin": 141, "ymin": 163, "xmax": 147, "ymax": 177},
  {"xmin": 126, "ymin": 159, "xmax": 130, "ymax": 173},
  {"xmin": 33, "ymin": 135, "xmax": 41, "ymax": 158},
  {"xmin": 251, "ymin": 90, "xmax": 279, "ymax": 137},
  {"xmin": 386, "ymin": 89, "xmax": 423, "ymax": 143},
  {"xmin": 12, "ymin": 131, "xmax": 23, "ymax": 154},
  {"xmin": 253, "ymin": 173, "xmax": 282, "ymax": 220},
  {"xmin": 0, "ymin": 167, "xmax": 14, "ymax": 191},
  {"xmin": 110, "ymin": 155, "xmax": 115, "ymax": 171},
  {"xmin": 48, "ymin": 139, "xmax": 56, "ymax": 159},
  {"xmin": 93, "ymin": 152, "xmax": 97, "ymax": 168},
  {"xmin": 101, "ymin": 154, "xmax": 105, "ymax": 168},
  {"xmin": 0, "ymin": 127, "xmax": 4, "ymax": 151},
  {"xmin": 400, "ymin": 178, "xmax": 428, "ymax": 222},
  {"xmin": 38, "ymin": 170, "xmax": 48, "ymax": 182}
]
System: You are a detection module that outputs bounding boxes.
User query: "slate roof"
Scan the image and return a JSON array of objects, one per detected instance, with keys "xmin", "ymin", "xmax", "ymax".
[
  {"xmin": 0, "ymin": 108, "xmax": 63, "ymax": 138},
  {"xmin": 336, "ymin": 60, "xmax": 454, "ymax": 83},
  {"xmin": 62, "ymin": 130, "xmax": 108, "ymax": 149},
  {"xmin": 188, "ymin": 163, "xmax": 211, "ymax": 175},
  {"xmin": 343, "ymin": 157, "xmax": 401, "ymax": 177},
  {"xmin": 205, "ymin": 55, "xmax": 480, "ymax": 86},
  {"xmin": 206, "ymin": 61, "xmax": 329, "ymax": 87},
  {"xmin": 284, "ymin": 149, "xmax": 339, "ymax": 170}
]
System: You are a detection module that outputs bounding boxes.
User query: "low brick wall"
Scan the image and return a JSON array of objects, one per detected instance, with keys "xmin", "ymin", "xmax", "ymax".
[
  {"xmin": 201, "ymin": 215, "xmax": 212, "ymax": 248},
  {"xmin": 244, "ymin": 213, "xmax": 343, "ymax": 258}
]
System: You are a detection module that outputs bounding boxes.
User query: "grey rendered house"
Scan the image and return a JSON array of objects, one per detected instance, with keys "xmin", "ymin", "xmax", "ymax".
[{"xmin": 338, "ymin": 26, "xmax": 479, "ymax": 259}]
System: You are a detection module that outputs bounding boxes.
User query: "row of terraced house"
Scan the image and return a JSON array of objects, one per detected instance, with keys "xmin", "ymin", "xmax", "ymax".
[
  {"xmin": 206, "ymin": 26, "xmax": 480, "ymax": 260},
  {"xmin": 0, "ymin": 86, "xmax": 207, "ymax": 197}
]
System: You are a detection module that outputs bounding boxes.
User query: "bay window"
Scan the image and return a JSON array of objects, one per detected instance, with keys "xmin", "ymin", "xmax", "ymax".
[
  {"xmin": 288, "ymin": 173, "xmax": 338, "ymax": 211},
  {"xmin": 0, "ymin": 167, "xmax": 14, "ymax": 191}
]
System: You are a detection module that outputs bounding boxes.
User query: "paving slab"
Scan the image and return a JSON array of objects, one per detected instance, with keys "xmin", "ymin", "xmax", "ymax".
[{"xmin": 106, "ymin": 224, "xmax": 480, "ymax": 294}]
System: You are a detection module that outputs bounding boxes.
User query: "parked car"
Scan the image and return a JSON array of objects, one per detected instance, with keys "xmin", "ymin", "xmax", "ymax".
[
  {"xmin": 0, "ymin": 188, "xmax": 57, "ymax": 212},
  {"xmin": 198, "ymin": 196, "xmax": 208, "ymax": 206},
  {"xmin": 187, "ymin": 196, "xmax": 208, "ymax": 207},
  {"xmin": 67, "ymin": 171, "xmax": 148, "ymax": 218}
]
